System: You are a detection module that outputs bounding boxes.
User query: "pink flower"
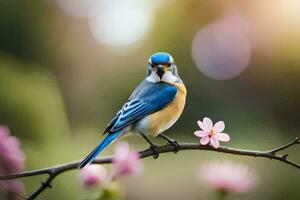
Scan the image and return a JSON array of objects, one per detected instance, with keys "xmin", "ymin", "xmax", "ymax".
[
  {"xmin": 79, "ymin": 165, "xmax": 108, "ymax": 189},
  {"xmin": 199, "ymin": 160, "xmax": 256, "ymax": 194},
  {"xmin": 194, "ymin": 117, "xmax": 230, "ymax": 148},
  {"xmin": 0, "ymin": 126, "xmax": 25, "ymax": 172},
  {"xmin": 0, "ymin": 179, "xmax": 25, "ymax": 199},
  {"xmin": 113, "ymin": 142, "xmax": 143, "ymax": 177},
  {"xmin": 0, "ymin": 126, "xmax": 26, "ymax": 199}
]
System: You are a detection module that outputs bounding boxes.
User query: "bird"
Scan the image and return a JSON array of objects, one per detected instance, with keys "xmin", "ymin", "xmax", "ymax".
[{"xmin": 78, "ymin": 52, "xmax": 187, "ymax": 169}]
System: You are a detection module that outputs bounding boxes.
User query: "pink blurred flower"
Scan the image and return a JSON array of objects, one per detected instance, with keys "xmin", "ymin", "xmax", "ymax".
[
  {"xmin": 0, "ymin": 126, "xmax": 25, "ymax": 172},
  {"xmin": 0, "ymin": 126, "xmax": 26, "ymax": 199},
  {"xmin": 194, "ymin": 117, "xmax": 230, "ymax": 148},
  {"xmin": 0, "ymin": 179, "xmax": 25, "ymax": 199},
  {"xmin": 113, "ymin": 142, "xmax": 143, "ymax": 177},
  {"xmin": 79, "ymin": 165, "xmax": 108, "ymax": 189},
  {"xmin": 199, "ymin": 160, "xmax": 256, "ymax": 194}
]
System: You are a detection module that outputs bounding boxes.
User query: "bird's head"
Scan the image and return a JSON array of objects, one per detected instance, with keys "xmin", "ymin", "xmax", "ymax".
[{"xmin": 146, "ymin": 52, "xmax": 181, "ymax": 84}]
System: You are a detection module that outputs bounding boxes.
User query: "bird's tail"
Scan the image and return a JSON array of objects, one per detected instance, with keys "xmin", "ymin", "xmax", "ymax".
[{"xmin": 78, "ymin": 130, "xmax": 122, "ymax": 169}]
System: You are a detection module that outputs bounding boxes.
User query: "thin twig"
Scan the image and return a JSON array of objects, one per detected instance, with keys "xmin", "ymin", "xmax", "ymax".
[
  {"xmin": 267, "ymin": 137, "xmax": 300, "ymax": 154},
  {"xmin": 0, "ymin": 138, "xmax": 299, "ymax": 199},
  {"xmin": 27, "ymin": 173, "xmax": 55, "ymax": 200}
]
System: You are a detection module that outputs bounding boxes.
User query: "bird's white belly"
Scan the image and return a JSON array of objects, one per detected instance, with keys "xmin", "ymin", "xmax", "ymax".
[
  {"xmin": 135, "ymin": 115, "xmax": 178, "ymax": 136},
  {"xmin": 135, "ymin": 117, "xmax": 149, "ymax": 135}
]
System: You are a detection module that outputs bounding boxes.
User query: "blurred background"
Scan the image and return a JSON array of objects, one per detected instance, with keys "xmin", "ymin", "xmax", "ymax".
[{"xmin": 0, "ymin": 0, "xmax": 300, "ymax": 199}]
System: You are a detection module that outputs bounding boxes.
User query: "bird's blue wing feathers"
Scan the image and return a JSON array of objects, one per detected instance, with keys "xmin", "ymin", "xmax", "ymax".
[
  {"xmin": 78, "ymin": 130, "xmax": 122, "ymax": 169},
  {"xmin": 107, "ymin": 81, "xmax": 177, "ymax": 133},
  {"xmin": 79, "ymin": 81, "xmax": 177, "ymax": 169}
]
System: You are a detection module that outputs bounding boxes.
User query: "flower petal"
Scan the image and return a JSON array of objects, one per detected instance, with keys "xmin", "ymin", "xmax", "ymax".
[
  {"xmin": 203, "ymin": 117, "xmax": 213, "ymax": 130},
  {"xmin": 114, "ymin": 142, "xmax": 130, "ymax": 160},
  {"xmin": 197, "ymin": 120, "xmax": 210, "ymax": 131},
  {"xmin": 79, "ymin": 165, "xmax": 108, "ymax": 188},
  {"xmin": 113, "ymin": 143, "xmax": 143, "ymax": 177},
  {"xmin": 194, "ymin": 130, "xmax": 209, "ymax": 137},
  {"xmin": 210, "ymin": 136, "xmax": 220, "ymax": 148},
  {"xmin": 200, "ymin": 136, "xmax": 210, "ymax": 145},
  {"xmin": 214, "ymin": 121, "xmax": 225, "ymax": 133},
  {"xmin": 217, "ymin": 133, "xmax": 230, "ymax": 142}
]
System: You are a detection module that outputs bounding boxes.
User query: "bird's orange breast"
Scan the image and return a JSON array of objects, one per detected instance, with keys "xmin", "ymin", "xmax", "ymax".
[{"xmin": 147, "ymin": 82, "xmax": 187, "ymax": 137}]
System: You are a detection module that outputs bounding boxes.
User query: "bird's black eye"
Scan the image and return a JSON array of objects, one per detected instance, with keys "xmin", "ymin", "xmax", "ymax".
[
  {"xmin": 167, "ymin": 63, "xmax": 171, "ymax": 67},
  {"xmin": 151, "ymin": 64, "xmax": 156, "ymax": 68}
]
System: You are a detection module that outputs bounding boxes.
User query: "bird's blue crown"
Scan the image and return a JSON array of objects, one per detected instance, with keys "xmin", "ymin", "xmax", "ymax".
[{"xmin": 150, "ymin": 52, "xmax": 173, "ymax": 65}]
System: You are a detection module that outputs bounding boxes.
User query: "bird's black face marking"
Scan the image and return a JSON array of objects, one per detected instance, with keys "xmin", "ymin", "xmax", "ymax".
[{"xmin": 156, "ymin": 65, "xmax": 165, "ymax": 79}]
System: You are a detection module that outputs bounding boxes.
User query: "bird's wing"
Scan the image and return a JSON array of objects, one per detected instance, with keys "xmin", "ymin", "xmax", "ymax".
[{"xmin": 105, "ymin": 81, "xmax": 177, "ymax": 133}]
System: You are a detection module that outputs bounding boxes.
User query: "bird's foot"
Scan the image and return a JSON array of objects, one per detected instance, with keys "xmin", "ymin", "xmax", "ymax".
[
  {"xmin": 169, "ymin": 140, "xmax": 180, "ymax": 153},
  {"xmin": 149, "ymin": 145, "xmax": 160, "ymax": 159}
]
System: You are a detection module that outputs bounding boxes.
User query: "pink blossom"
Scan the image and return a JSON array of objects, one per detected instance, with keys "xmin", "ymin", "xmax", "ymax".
[
  {"xmin": 0, "ymin": 126, "xmax": 25, "ymax": 172},
  {"xmin": 199, "ymin": 160, "xmax": 256, "ymax": 193},
  {"xmin": 0, "ymin": 126, "xmax": 26, "ymax": 199},
  {"xmin": 0, "ymin": 179, "xmax": 25, "ymax": 199},
  {"xmin": 79, "ymin": 165, "xmax": 108, "ymax": 189},
  {"xmin": 194, "ymin": 117, "xmax": 230, "ymax": 148},
  {"xmin": 113, "ymin": 142, "xmax": 143, "ymax": 177}
]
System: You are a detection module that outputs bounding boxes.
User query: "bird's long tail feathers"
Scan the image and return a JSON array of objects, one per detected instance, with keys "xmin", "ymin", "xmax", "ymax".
[{"xmin": 78, "ymin": 130, "xmax": 122, "ymax": 169}]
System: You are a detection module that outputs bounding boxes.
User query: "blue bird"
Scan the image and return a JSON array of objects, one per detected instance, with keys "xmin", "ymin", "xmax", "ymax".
[{"xmin": 79, "ymin": 52, "xmax": 187, "ymax": 169}]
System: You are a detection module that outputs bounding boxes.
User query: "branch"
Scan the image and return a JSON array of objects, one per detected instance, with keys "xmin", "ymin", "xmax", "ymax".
[{"xmin": 0, "ymin": 137, "xmax": 299, "ymax": 199}]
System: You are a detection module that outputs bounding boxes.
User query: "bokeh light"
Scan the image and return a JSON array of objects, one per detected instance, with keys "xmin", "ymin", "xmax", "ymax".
[
  {"xmin": 88, "ymin": 0, "xmax": 154, "ymax": 47},
  {"xmin": 56, "ymin": 0, "xmax": 96, "ymax": 18},
  {"xmin": 192, "ymin": 12, "xmax": 252, "ymax": 80},
  {"xmin": 1, "ymin": 1, "xmax": 300, "ymax": 199}
]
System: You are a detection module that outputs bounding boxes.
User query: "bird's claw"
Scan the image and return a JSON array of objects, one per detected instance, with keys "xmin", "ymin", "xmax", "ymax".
[
  {"xmin": 169, "ymin": 140, "xmax": 180, "ymax": 153},
  {"xmin": 150, "ymin": 145, "xmax": 160, "ymax": 159}
]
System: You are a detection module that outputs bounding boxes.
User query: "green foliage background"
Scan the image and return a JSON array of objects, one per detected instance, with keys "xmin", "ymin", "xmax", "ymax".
[{"xmin": 0, "ymin": 0, "xmax": 299, "ymax": 199}]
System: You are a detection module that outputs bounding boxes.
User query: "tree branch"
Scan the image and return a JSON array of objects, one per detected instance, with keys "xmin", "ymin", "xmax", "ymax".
[{"xmin": 0, "ymin": 137, "xmax": 299, "ymax": 199}]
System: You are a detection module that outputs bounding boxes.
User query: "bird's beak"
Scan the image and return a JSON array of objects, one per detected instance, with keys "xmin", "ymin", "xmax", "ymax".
[{"xmin": 156, "ymin": 65, "xmax": 165, "ymax": 79}]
